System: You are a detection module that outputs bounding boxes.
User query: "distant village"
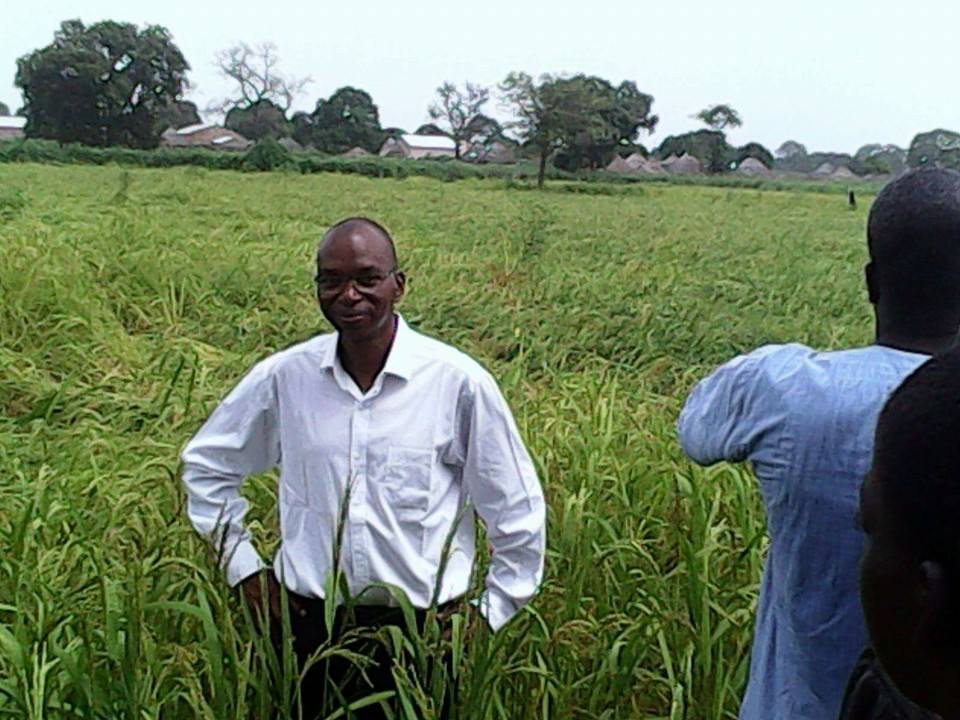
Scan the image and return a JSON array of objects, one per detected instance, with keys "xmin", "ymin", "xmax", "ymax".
[
  {"xmin": 3, "ymin": 21, "xmax": 956, "ymax": 183},
  {"xmin": 0, "ymin": 112, "xmax": 922, "ymax": 182}
]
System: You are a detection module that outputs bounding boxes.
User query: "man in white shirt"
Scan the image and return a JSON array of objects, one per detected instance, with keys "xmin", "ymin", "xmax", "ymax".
[{"xmin": 181, "ymin": 217, "xmax": 546, "ymax": 718}]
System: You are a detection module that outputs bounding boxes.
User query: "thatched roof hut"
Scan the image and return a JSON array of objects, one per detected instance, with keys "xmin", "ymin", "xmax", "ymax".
[
  {"xmin": 606, "ymin": 155, "xmax": 633, "ymax": 173},
  {"xmin": 736, "ymin": 157, "xmax": 772, "ymax": 177},
  {"xmin": 641, "ymin": 157, "xmax": 664, "ymax": 173},
  {"xmin": 812, "ymin": 161, "xmax": 836, "ymax": 176},
  {"xmin": 341, "ymin": 146, "xmax": 372, "ymax": 158},
  {"xmin": 468, "ymin": 139, "xmax": 517, "ymax": 164},
  {"xmin": 278, "ymin": 137, "xmax": 305, "ymax": 153},
  {"xmin": 830, "ymin": 165, "xmax": 857, "ymax": 179},
  {"xmin": 663, "ymin": 154, "xmax": 702, "ymax": 175},
  {"xmin": 624, "ymin": 153, "xmax": 647, "ymax": 171}
]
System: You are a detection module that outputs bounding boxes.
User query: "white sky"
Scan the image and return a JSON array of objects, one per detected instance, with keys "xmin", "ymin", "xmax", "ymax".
[{"xmin": 2, "ymin": 0, "xmax": 957, "ymax": 153}]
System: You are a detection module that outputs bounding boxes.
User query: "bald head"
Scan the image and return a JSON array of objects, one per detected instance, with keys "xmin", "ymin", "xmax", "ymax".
[
  {"xmin": 867, "ymin": 167, "xmax": 960, "ymax": 338},
  {"xmin": 318, "ymin": 217, "xmax": 398, "ymax": 270}
]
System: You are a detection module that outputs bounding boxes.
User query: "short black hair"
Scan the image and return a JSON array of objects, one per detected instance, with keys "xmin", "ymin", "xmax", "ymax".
[
  {"xmin": 868, "ymin": 168, "xmax": 960, "ymax": 332},
  {"xmin": 873, "ymin": 346, "xmax": 960, "ymax": 575},
  {"xmin": 316, "ymin": 216, "xmax": 399, "ymax": 270}
]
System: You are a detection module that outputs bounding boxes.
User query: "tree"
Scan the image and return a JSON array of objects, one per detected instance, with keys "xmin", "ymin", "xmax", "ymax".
[
  {"xmin": 159, "ymin": 99, "xmax": 200, "ymax": 129},
  {"xmin": 735, "ymin": 142, "xmax": 775, "ymax": 169},
  {"xmin": 290, "ymin": 111, "xmax": 313, "ymax": 148},
  {"xmin": 15, "ymin": 19, "xmax": 189, "ymax": 148},
  {"xmin": 695, "ymin": 104, "xmax": 742, "ymax": 131},
  {"xmin": 500, "ymin": 72, "xmax": 657, "ymax": 186},
  {"xmin": 414, "ymin": 123, "xmax": 447, "ymax": 136},
  {"xmin": 855, "ymin": 143, "xmax": 906, "ymax": 175},
  {"xmin": 656, "ymin": 130, "xmax": 733, "ymax": 173},
  {"xmin": 776, "ymin": 140, "xmax": 807, "ymax": 159},
  {"xmin": 225, "ymin": 99, "xmax": 289, "ymax": 140},
  {"xmin": 428, "ymin": 81, "xmax": 489, "ymax": 159},
  {"xmin": 464, "ymin": 113, "xmax": 503, "ymax": 143},
  {"xmin": 210, "ymin": 41, "xmax": 310, "ymax": 114},
  {"xmin": 907, "ymin": 129, "xmax": 960, "ymax": 170},
  {"xmin": 501, "ymin": 73, "xmax": 595, "ymax": 186},
  {"xmin": 299, "ymin": 87, "xmax": 385, "ymax": 154},
  {"xmin": 557, "ymin": 79, "xmax": 658, "ymax": 171},
  {"xmin": 0, "ymin": 102, "xmax": 9, "ymax": 116}
]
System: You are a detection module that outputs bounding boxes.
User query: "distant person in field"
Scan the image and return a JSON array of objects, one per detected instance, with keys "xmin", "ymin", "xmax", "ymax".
[
  {"xmin": 840, "ymin": 349, "xmax": 960, "ymax": 720},
  {"xmin": 677, "ymin": 167, "xmax": 960, "ymax": 720},
  {"xmin": 180, "ymin": 217, "xmax": 546, "ymax": 719}
]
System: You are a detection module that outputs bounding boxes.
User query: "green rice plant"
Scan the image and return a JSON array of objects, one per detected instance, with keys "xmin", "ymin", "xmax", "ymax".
[
  {"xmin": 0, "ymin": 187, "xmax": 25, "ymax": 221},
  {"xmin": 0, "ymin": 164, "xmax": 879, "ymax": 718}
]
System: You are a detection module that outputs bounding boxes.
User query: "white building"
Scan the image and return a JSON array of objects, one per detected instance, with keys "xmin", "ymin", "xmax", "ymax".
[
  {"xmin": 379, "ymin": 133, "xmax": 456, "ymax": 159},
  {"xmin": 0, "ymin": 116, "xmax": 26, "ymax": 141},
  {"xmin": 159, "ymin": 123, "xmax": 252, "ymax": 151}
]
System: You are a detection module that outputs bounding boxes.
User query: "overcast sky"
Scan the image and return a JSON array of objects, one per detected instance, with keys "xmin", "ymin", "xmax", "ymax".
[{"xmin": 2, "ymin": 0, "xmax": 956, "ymax": 153}]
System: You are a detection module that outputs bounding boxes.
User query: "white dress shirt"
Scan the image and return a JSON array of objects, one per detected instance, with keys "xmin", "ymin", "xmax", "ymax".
[{"xmin": 181, "ymin": 315, "xmax": 546, "ymax": 631}]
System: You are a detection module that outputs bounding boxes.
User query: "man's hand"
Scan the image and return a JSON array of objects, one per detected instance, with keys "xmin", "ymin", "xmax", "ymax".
[{"xmin": 240, "ymin": 569, "xmax": 282, "ymax": 628}]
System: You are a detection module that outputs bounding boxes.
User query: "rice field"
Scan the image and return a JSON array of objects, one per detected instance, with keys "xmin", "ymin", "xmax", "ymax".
[{"xmin": 0, "ymin": 164, "xmax": 875, "ymax": 719}]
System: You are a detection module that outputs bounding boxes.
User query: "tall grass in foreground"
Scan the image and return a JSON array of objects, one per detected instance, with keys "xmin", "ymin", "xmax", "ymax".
[{"xmin": 0, "ymin": 165, "xmax": 874, "ymax": 717}]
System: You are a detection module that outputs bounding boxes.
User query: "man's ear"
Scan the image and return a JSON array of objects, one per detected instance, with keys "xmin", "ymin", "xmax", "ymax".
[
  {"xmin": 393, "ymin": 271, "xmax": 406, "ymax": 301},
  {"xmin": 865, "ymin": 262, "xmax": 879, "ymax": 304},
  {"xmin": 916, "ymin": 560, "xmax": 950, "ymax": 646}
]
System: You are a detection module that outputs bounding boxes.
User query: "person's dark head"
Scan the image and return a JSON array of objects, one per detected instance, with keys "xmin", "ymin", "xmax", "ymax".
[
  {"xmin": 866, "ymin": 167, "xmax": 960, "ymax": 346},
  {"xmin": 315, "ymin": 217, "xmax": 405, "ymax": 342},
  {"xmin": 860, "ymin": 347, "xmax": 960, "ymax": 717}
]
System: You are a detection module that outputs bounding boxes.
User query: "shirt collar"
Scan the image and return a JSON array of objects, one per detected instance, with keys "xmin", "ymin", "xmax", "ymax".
[
  {"xmin": 317, "ymin": 314, "xmax": 417, "ymax": 382},
  {"xmin": 380, "ymin": 314, "xmax": 417, "ymax": 381}
]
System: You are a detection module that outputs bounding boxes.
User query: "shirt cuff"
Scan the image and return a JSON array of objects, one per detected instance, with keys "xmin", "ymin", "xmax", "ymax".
[
  {"xmin": 224, "ymin": 539, "xmax": 266, "ymax": 587},
  {"xmin": 477, "ymin": 588, "xmax": 518, "ymax": 632}
]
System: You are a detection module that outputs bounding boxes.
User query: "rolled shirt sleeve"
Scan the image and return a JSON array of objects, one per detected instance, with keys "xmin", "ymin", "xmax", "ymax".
[
  {"xmin": 678, "ymin": 345, "xmax": 788, "ymax": 466},
  {"xmin": 462, "ymin": 372, "xmax": 547, "ymax": 632},
  {"xmin": 181, "ymin": 360, "xmax": 281, "ymax": 586}
]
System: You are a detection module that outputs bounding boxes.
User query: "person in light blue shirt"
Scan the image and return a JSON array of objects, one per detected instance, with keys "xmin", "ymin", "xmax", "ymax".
[{"xmin": 677, "ymin": 168, "xmax": 960, "ymax": 720}]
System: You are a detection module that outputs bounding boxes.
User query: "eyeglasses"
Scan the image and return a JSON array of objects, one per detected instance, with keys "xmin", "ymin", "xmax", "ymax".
[{"xmin": 315, "ymin": 268, "xmax": 397, "ymax": 295}]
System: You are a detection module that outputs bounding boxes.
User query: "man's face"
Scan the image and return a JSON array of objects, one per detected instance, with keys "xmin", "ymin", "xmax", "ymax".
[
  {"xmin": 859, "ymin": 467, "xmax": 942, "ymax": 713},
  {"xmin": 315, "ymin": 225, "xmax": 405, "ymax": 342}
]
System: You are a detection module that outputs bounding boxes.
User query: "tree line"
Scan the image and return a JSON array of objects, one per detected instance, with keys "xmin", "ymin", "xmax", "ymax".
[{"xmin": 5, "ymin": 19, "xmax": 956, "ymax": 187}]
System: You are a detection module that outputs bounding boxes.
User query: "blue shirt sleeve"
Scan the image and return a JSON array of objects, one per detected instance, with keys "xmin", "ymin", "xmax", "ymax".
[{"xmin": 677, "ymin": 346, "xmax": 789, "ymax": 466}]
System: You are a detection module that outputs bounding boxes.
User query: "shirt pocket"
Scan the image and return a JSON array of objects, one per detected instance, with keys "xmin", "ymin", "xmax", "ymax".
[{"xmin": 384, "ymin": 445, "xmax": 434, "ymax": 520}]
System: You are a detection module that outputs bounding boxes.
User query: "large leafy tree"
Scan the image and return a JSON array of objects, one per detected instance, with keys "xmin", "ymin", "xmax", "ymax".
[
  {"xmin": 735, "ymin": 142, "xmax": 774, "ymax": 168},
  {"xmin": 298, "ymin": 87, "xmax": 385, "ymax": 154},
  {"xmin": 776, "ymin": 140, "xmax": 807, "ymax": 159},
  {"xmin": 907, "ymin": 129, "xmax": 960, "ymax": 170},
  {"xmin": 854, "ymin": 143, "xmax": 906, "ymax": 175},
  {"xmin": 556, "ymin": 78, "xmax": 658, "ymax": 171},
  {"xmin": 501, "ymin": 72, "xmax": 587, "ymax": 186},
  {"xmin": 656, "ymin": 129, "xmax": 733, "ymax": 173},
  {"xmin": 225, "ymin": 99, "xmax": 289, "ymax": 140},
  {"xmin": 464, "ymin": 114, "xmax": 503, "ymax": 142},
  {"xmin": 414, "ymin": 123, "xmax": 446, "ymax": 136},
  {"xmin": 427, "ymin": 81, "xmax": 489, "ymax": 159},
  {"xmin": 501, "ymin": 72, "xmax": 658, "ymax": 184},
  {"xmin": 16, "ymin": 20, "xmax": 190, "ymax": 148}
]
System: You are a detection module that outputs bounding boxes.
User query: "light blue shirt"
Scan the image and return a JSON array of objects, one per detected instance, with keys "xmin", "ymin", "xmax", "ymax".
[{"xmin": 678, "ymin": 343, "xmax": 928, "ymax": 720}]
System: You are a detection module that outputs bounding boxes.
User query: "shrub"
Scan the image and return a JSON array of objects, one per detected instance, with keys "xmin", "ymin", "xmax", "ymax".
[{"xmin": 242, "ymin": 138, "xmax": 292, "ymax": 172}]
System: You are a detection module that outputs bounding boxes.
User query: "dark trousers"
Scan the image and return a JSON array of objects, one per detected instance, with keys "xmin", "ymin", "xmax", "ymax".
[{"xmin": 270, "ymin": 593, "xmax": 455, "ymax": 720}]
